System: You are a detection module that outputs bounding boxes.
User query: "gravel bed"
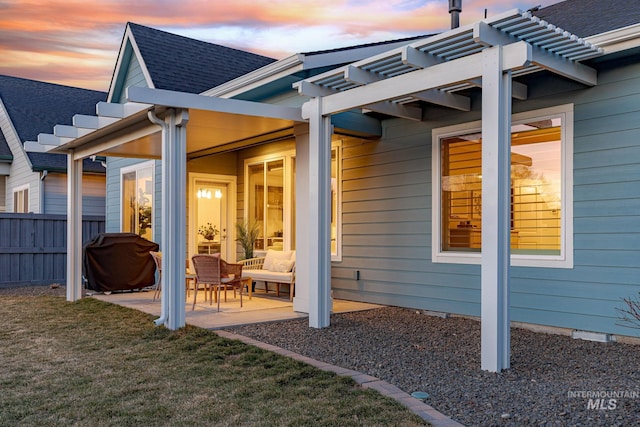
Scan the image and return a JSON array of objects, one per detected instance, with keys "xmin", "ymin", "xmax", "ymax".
[{"xmin": 226, "ymin": 306, "xmax": 640, "ymax": 426}]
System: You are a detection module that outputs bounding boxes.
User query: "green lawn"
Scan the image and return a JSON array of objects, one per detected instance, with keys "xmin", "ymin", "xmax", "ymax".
[{"xmin": 0, "ymin": 295, "xmax": 427, "ymax": 426}]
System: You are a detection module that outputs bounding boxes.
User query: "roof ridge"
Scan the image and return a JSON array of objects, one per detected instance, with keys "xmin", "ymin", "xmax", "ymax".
[
  {"xmin": 302, "ymin": 34, "xmax": 436, "ymax": 56},
  {"xmin": 0, "ymin": 73, "xmax": 106, "ymax": 95}
]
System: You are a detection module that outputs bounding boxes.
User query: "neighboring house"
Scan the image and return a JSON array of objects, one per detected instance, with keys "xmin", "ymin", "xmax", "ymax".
[
  {"xmin": 0, "ymin": 75, "xmax": 106, "ymax": 214},
  {"xmin": 34, "ymin": 0, "xmax": 640, "ymax": 371}
]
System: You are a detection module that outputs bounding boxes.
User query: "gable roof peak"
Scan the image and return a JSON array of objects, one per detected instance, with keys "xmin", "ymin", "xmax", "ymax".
[{"xmin": 116, "ymin": 22, "xmax": 276, "ymax": 96}]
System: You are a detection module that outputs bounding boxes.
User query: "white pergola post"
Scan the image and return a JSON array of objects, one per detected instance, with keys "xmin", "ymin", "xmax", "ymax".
[
  {"xmin": 151, "ymin": 108, "xmax": 188, "ymax": 330},
  {"xmin": 293, "ymin": 123, "xmax": 310, "ymax": 314},
  {"xmin": 481, "ymin": 46, "xmax": 512, "ymax": 372},
  {"xmin": 66, "ymin": 151, "xmax": 83, "ymax": 302},
  {"xmin": 303, "ymin": 98, "xmax": 332, "ymax": 328}
]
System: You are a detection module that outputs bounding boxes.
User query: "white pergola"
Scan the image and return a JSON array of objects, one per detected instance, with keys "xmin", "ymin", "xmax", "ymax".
[
  {"xmin": 29, "ymin": 8, "xmax": 603, "ymax": 372},
  {"xmin": 296, "ymin": 9, "xmax": 602, "ymax": 372},
  {"xmin": 29, "ymin": 90, "xmax": 308, "ymax": 331}
]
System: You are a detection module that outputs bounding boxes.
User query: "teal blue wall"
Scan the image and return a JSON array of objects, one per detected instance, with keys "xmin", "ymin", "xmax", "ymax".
[{"xmin": 331, "ymin": 59, "xmax": 640, "ymax": 337}]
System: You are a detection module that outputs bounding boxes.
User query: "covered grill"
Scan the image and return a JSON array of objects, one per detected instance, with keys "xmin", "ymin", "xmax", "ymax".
[{"xmin": 83, "ymin": 233, "xmax": 159, "ymax": 292}]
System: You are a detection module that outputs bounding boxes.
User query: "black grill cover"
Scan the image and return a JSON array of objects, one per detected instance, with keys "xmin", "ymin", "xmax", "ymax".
[{"xmin": 83, "ymin": 233, "xmax": 159, "ymax": 292}]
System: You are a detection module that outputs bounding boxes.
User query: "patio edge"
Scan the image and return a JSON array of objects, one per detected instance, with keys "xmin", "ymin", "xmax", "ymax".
[{"xmin": 215, "ymin": 329, "xmax": 465, "ymax": 427}]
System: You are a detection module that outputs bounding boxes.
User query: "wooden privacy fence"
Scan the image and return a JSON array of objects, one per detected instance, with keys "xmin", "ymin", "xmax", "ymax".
[{"xmin": 0, "ymin": 213, "xmax": 105, "ymax": 287}]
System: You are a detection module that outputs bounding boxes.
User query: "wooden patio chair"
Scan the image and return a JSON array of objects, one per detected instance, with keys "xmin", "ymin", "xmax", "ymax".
[
  {"xmin": 191, "ymin": 254, "xmax": 243, "ymax": 312},
  {"xmin": 149, "ymin": 251, "xmax": 162, "ymax": 301}
]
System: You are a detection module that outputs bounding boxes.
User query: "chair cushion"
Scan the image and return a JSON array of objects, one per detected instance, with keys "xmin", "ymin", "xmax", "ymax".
[
  {"xmin": 271, "ymin": 258, "xmax": 294, "ymax": 273},
  {"xmin": 241, "ymin": 269, "xmax": 293, "ymax": 283},
  {"xmin": 262, "ymin": 249, "xmax": 292, "ymax": 271}
]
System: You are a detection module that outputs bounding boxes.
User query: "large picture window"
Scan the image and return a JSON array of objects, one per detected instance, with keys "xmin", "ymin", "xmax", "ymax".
[
  {"xmin": 121, "ymin": 161, "xmax": 154, "ymax": 240},
  {"xmin": 432, "ymin": 105, "xmax": 573, "ymax": 268}
]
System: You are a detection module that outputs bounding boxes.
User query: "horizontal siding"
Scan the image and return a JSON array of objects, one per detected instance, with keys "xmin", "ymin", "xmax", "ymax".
[
  {"xmin": 333, "ymin": 59, "xmax": 640, "ymax": 337},
  {"xmin": 117, "ymin": 53, "xmax": 147, "ymax": 103},
  {"xmin": 523, "ymin": 62, "xmax": 640, "ymax": 334},
  {"xmin": 42, "ymin": 173, "xmax": 106, "ymax": 215},
  {"xmin": 334, "ymin": 119, "xmax": 481, "ymax": 314}
]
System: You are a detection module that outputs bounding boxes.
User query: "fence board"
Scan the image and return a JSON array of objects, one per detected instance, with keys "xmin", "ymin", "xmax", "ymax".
[{"xmin": 0, "ymin": 213, "xmax": 105, "ymax": 287}]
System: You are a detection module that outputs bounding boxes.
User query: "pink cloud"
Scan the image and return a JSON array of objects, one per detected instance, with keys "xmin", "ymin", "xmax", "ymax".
[{"xmin": 0, "ymin": 0, "xmax": 563, "ymax": 89}]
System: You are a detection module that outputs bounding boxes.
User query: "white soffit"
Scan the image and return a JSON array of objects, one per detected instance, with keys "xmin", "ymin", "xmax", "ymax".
[
  {"xmin": 297, "ymin": 9, "xmax": 604, "ymax": 113},
  {"xmin": 29, "ymin": 87, "xmax": 302, "ymax": 159}
]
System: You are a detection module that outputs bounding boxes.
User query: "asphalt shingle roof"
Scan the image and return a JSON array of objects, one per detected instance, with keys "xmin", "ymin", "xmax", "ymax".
[
  {"xmin": 0, "ymin": 128, "xmax": 11, "ymax": 161},
  {"xmin": 128, "ymin": 23, "xmax": 277, "ymax": 94},
  {"xmin": 533, "ymin": 0, "xmax": 640, "ymax": 37},
  {"xmin": 0, "ymin": 75, "xmax": 106, "ymax": 172}
]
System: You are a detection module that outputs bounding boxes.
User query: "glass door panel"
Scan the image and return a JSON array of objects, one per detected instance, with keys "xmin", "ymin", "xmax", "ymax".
[
  {"xmin": 195, "ymin": 180, "xmax": 227, "ymax": 259},
  {"xmin": 266, "ymin": 160, "xmax": 284, "ymax": 251},
  {"xmin": 248, "ymin": 164, "xmax": 265, "ymax": 250}
]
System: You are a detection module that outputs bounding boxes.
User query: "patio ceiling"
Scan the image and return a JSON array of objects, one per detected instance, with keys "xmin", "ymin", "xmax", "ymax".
[
  {"xmin": 296, "ymin": 9, "xmax": 604, "ymax": 121},
  {"xmin": 28, "ymin": 87, "xmax": 302, "ymax": 161}
]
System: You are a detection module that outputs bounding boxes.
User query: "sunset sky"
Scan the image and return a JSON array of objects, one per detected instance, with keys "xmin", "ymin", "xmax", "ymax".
[{"xmin": 1, "ymin": 0, "xmax": 562, "ymax": 91}]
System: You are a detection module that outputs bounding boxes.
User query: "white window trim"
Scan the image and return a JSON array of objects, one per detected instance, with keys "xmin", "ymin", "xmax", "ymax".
[
  {"xmin": 244, "ymin": 152, "xmax": 292, "ymax": 254},
  {"xmin": 13, "ymin": 184, "xmax": 29, "ymax": 213},
  {"xmin": 332, "ymin": 143, "xmax": 343, "ymax": 262},
  {"xmin": 119, "ymin": 160, "xmax": 155, "ymax": 238},
  {"xmin": 243, "ymin": 142, "xmax": 343, "ymax": 262},
  {"xmin": 432, "ymin": 104, "xmax": 574, "ymax": 268}
]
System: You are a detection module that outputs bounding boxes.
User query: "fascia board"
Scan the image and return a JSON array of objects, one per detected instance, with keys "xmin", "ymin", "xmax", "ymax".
[
  {"xmin": 0, "ymin": 96, "xmax": 33, "ymax": 170},
  {"xmin": 127, "ymin": 30, "xmax": 155, "ymax": 90},
  {"xmin": 586, "ymin": 23, "xmax": 640, "ymax": 54},
  {"xmin": 107, "ymin": 24, "xmax": 156, "ymax": 104},
  {"xmin": 203, "ymin": 54, "xmax": 305, "ymax": 98},
  {"xmin": 107, "ymin": 26, "xmax": 134, "ymax": 102}
]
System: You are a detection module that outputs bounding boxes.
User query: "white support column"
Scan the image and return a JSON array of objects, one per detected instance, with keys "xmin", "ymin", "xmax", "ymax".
[
  {"xmin": 304, "ymin": 98, "xmax": 332, "ymax": 328},
  {"xmin": 66, "ymin": 151, "xmax": 83, "ymax": 302},
  {"xmin": 151, "ymin": 109, "xmax": 188, "ymax": 330},
  {"xmin": 481, "ymin": 46, "xmax": 512, "ymax": 372},
  {"xmin": 293, "ymin": 123, "xmax": 310, "ymax": 314}
]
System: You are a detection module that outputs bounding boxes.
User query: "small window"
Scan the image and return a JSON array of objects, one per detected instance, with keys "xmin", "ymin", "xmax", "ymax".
[
  {"xmin": 121, "ymin": 161, "xmax": 154, "ymax": 240},
  {"xmin": 0, "ymin": 176, "xmax": 8, "ymax": 212},
  {"xmin": 13, "ymin": 185, "xmax": 29, "ymax": 213},
  {"xmin": 432, "ymin": 105, "xmax": 573, "ymax": 268}
]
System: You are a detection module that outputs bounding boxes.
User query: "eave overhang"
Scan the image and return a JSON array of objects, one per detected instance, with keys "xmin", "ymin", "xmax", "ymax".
[{"xmin": 27, "ymin": 87, "xmax": 304, "ymax": 161}]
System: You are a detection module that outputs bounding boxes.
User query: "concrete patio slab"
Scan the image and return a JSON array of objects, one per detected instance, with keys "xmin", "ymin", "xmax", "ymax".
[{"xmin": 90, "ymin": 288, "xmax": 382, "ymax": 329}]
